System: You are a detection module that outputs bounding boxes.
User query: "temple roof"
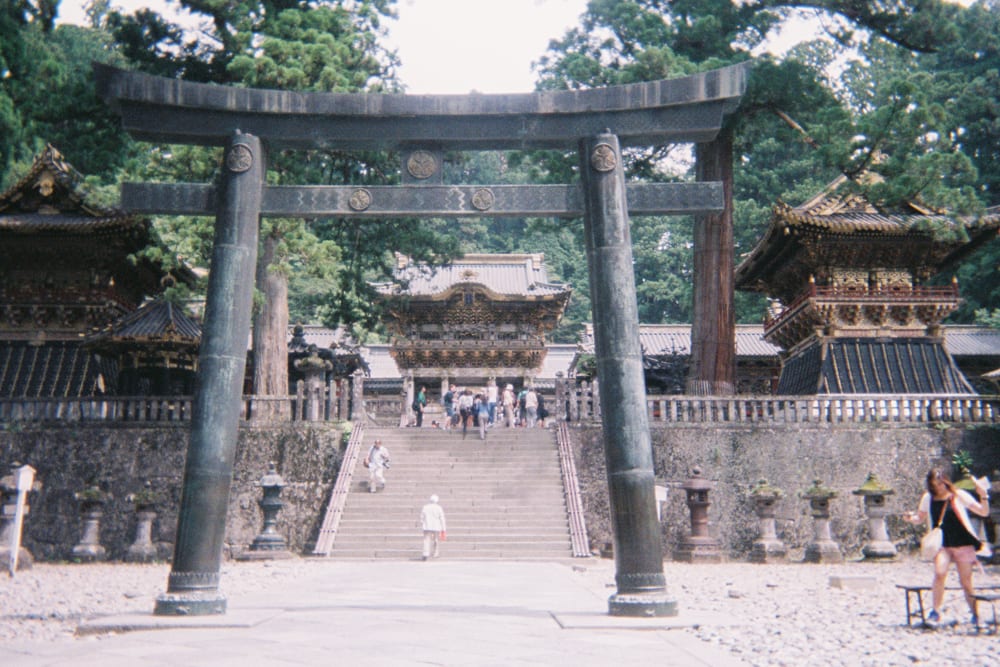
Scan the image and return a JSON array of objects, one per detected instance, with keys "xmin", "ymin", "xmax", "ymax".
[
  {"xmin": 735, "ymin": 173, "xmax": 1000, "ymax": 301},
  {"xmin": 0, "ymin": 341, "xmax": 108, "ymax": 398},
  {"xmin": 776, "ymin": 338, "xmax": 975, "ymax": 395},
  {"xmin": 87, "ymin": 299, "xmax": 201, "ymax": 349},
  {"xmin": 578, "ymin": 323, "xmax": 781, "ymax": 359},
  {"xmin": 372, "ymin": 253, "xmax": 571, "ymax": 301},
  {"xmin": 0, "ymin": 144, "xmax": 131, "ymax": 225}
]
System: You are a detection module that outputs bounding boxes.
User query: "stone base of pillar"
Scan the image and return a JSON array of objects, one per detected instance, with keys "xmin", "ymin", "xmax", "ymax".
[
  {"xmin": 0, "ymin": 546, "xmax": 34, "ymax": 570},
  {"xmin": 861, "ymin": 541, "xmax": 898, "ymax": 560},
  {"xmin": 608, "ymin": 591, "xmax": 678, "ymax": 617},
  {"xmin": 804, "ymin": 541, "xmax": 844, "ymax": 563},
  {"xmin": 674, "ymin": 537, "xmax": 722, "ymax": 563},
  {"xmin": 154, "ymin": 591, "xmax": 227, "ymax": 616},
  {"xmin": 749, "ymin": 540, "xmax": 787, "ymax": 563}
]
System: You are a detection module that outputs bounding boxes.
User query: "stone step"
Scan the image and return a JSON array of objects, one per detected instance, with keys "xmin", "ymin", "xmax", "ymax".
[{"xmin": 329, "ymin": 427, "xmax": 573, "ymax": 559}]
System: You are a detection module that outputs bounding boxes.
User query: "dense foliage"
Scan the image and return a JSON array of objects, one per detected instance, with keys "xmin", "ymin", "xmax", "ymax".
[{"xmin": 1, "ymin": 0, "xmax": 997, "ymax": 352}]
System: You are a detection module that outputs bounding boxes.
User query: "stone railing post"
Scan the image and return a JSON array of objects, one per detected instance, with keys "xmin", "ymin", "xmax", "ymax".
[
  {"xmin": 748, "ymin": 479, "xmax": 786, "ymax": 563},
  {"xmin": 351, "ymin": 369, "xmax": 365, "ymax": 423},
  {"xmin": 802, "ymin": 480, "xmax": 843, "ymax": 563},
  {"xmin": 853, "ymin": 472, "xmax": 897, "ymax": 560}
]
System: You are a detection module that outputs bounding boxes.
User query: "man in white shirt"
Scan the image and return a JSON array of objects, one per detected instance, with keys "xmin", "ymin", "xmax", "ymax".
[
  {"xmin": 364, "ymin": 439, "xmax": 390, "ymax": 493},
  {"xmin": 420, "ymin": 494, "xmax": 447, "ymax": 560}
]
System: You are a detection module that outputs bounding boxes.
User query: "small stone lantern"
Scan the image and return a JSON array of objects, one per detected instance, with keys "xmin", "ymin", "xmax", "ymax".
[
  {"xmin": 852, "ymin": 472, "xmax": 897, "ymax": 560},
  {"xmin": 801, "ymin": 479, "xmax": 843, "ymax": 563},
  {"xmin": 72, "ymin": 484, "xmax": 110, "ymax": 562},
  {"xmin": 749, "ymin": 479, "xmax": 787, "ymax": 563},
  {"xmin": 239, "ymin": 463, "xmax": 292, "ymax": 560},
  {"xmin": 125, "ymin": 482, "xmax": 159, "ymax": 563},
  {"xmin": 674, "ymin": 467, "xmax": 722, "ymax": 563}
]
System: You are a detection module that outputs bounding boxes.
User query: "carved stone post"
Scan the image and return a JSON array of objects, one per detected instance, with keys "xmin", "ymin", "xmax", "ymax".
[
  {"xmin": 802, "ymin": 480, "xmax": 843, "ymax": 563},
  {"xmin": 156, "ymin": 131, "xmax": 263, "ymax": 616},
  {"xmin": 579, "ymin": 132, "xmax": 675, "ymax": 616},
  {"xmin": 674, "ymin": 467, "xmax": 722, "ymax": 563},
  {"xmin": 853, "ymin": 473, "xmax": 897, "ymax": 560},
  {"xmin": 749, "ymin": 479, "xmax": 787, "ymax": 563},
  {"xmin": 0, "ymin": 465, "xmax": 38, "ymax": 571}
]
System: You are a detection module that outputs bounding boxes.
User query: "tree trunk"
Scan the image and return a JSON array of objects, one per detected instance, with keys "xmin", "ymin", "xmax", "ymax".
[
  {"xmin": 252, "ymin": 231, "xmax": 290, "ymax": 420},
  {"xmin": 687, "ymin": 129, "xmax": 736, "ymax": 396}
]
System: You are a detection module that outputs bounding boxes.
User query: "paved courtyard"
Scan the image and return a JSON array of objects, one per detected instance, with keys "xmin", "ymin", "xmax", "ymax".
[{"xmin": 1, "ymin": 557, "xmax": 998, "ymax": 666}]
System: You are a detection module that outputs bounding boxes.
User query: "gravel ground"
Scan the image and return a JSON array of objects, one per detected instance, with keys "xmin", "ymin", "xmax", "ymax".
[{"xmin": 1, "ymin": 556, "xmax": 999, "ymax": 666}]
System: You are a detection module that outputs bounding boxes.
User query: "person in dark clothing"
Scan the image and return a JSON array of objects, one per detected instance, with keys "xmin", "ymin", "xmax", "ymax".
[{"xmin": 905, "ymin": 468, "xmax": 990, "ymax": 626}]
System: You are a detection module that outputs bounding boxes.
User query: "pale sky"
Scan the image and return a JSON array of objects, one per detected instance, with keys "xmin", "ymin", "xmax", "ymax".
[{"xmin": 56, "ymin": 0, "xmax": 591, "ymax": 94}]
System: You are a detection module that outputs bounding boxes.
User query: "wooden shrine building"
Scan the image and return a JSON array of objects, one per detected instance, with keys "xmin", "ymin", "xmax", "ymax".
[
  {"xmin": 735, "ymin": 175, "xmax": 1000, "ymax": 395},
  {"xmin": 0, "ymin": 145, "xmax": 193, "ymax": 398},
  {"xmin": 372, "ymin": 253, "xmax": 571, "ymax": 396}
]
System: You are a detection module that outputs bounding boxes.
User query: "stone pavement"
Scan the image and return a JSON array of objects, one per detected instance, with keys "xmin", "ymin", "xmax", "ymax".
[{"xmin": 0, "ymin": 559, "xmax": 747, "ymax": 667}]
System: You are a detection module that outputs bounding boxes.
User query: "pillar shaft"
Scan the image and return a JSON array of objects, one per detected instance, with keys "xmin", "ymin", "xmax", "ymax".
[
  {"xmin": 579, "ymin": 133, "xmax": 674, "ymax": 616},
  {"xmin": 156, "ymin": 132, "xmax": 263, "ymax": 615}
]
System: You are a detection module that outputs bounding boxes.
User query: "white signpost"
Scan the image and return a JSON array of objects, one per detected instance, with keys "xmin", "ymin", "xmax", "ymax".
[{"xmin": 8, "ymin": 464, "xmax": 36, "ymax": 577}]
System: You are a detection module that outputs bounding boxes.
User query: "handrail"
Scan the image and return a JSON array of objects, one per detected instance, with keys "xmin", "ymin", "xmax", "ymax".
[
  {"xmin": 312, "ymin": 425, "xmax": 366, "ymax": 556},
  {"xmin": 556, "ymin": 421, "xmax": 590, "ymax": 557}
]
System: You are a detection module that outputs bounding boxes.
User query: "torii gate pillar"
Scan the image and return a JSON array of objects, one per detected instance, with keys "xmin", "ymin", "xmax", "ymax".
[
  {"xmin": 580, "ymin": 133, "xmax": 676, "ymax": 616},
  {"xmin": 155, "ymin": 132, "xmax": 263, "ymax": 616}
]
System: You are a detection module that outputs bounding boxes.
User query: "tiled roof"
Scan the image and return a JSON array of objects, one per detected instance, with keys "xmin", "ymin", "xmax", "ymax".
[
  {"xmin": 778, "ymin": 338, "xmax": 975, "ymax": 395},
  {"xmin": 0, "ymin": 341, "xmax": 109, "ymax": 398},
  {"xmin": 579, "ymin": 323, "xmax": 781, "ymax": 358},
  {"xmin": 942, "ymin": 325, "xmax": 1000, "ymax": 356},
  {"xmin": 372, "ymin": 253, "xmax": 571, "ymax": 299},
  {"xmin": 89, "ymin": 299, "xmax": 201, "ymax": 344},
  {"xmin": 0, "ymin": 144, "xmax": 127, "ymax": 221}
]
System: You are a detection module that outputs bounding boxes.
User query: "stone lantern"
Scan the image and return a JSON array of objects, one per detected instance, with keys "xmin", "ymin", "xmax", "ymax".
[
  {"xmin": 125, "ymin": 481, "xmax": 159, "ymax": 563},
  {"xmin": 674, "ymin": 467, "xmax": 722, "ymax": 563},
  {"xmin": 801, "ymin": 479, "xmax": 843, "ymax": 563},
  {"xmin": 749, "ymin": 479, "xmax": 787, "ymax": 563},
  {"xmin": 239, "ymin": 463, "xmax": 292, "ymax": 560},
  {"xmin": 295, "ymin": 346, "xmax": 333, "ymax": 422},
  {"xmin": 72, "ymin": 484, "xmax": 110, "ymax": 562},
  {"xmin": 852, "ymin": 472, "xmax": 897, "ymax": 560}
]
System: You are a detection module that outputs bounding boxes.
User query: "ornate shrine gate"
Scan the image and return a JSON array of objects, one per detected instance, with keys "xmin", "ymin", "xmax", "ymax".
[{"xmin": 96, "ymin": 62, "xmax": 749, "ymax": 617}]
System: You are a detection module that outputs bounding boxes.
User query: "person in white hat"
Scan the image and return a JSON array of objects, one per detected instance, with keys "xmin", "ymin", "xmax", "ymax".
[{"xmin": 419, "ymin": 494, "xmax": 447, "ymax": 560}]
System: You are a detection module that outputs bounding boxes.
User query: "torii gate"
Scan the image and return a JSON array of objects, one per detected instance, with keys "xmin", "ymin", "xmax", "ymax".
[{"xmin": 96, "ymin": 61, "xmax": 749, "ymax": 617}]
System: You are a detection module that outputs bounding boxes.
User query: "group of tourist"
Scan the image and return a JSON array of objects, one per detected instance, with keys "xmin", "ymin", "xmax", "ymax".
[{"xmin": 431, "ymin": 382, "xmax": 548, "ymax": 438}]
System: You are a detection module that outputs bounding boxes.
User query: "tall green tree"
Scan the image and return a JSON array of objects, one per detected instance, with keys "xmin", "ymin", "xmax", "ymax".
[
  {"xmin": 533, "ymin": 0, "xmax": 993, "ymax": 328},
  {"xmin": 103, "ymin": 0, "xmax": 461, "ymax": 397}
]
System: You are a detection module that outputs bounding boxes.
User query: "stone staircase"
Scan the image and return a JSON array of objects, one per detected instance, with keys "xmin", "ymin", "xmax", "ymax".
[{"xmin": 327, "ymin": 426, "xmax": 574, "ymax": 559}]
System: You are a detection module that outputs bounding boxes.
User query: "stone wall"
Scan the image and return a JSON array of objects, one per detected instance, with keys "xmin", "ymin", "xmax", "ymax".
[
  {"xmin": 2, "ymin": 420, "xmax": 996, "ymax": 562},
  {"xmin": 569, "ymin": 422, "xmax": 999, "ymax": 560},
  {"xmin": 0, "ymin": 423, "xmax": 345, "ymax": 561}
]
